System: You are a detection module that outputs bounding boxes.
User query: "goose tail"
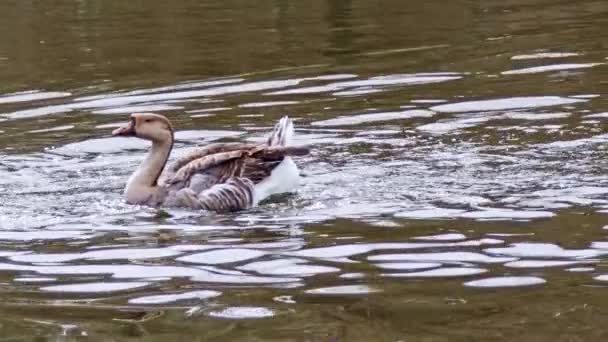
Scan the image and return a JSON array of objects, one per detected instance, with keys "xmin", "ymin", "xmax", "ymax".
[{"xmin": 267, "ymin": 116, "xmax": 294, "ymax": 147}]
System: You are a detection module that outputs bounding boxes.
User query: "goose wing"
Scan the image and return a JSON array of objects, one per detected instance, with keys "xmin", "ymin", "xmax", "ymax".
[
  {"xmin": 166, "ymin": 144, "xmax": 309, "ymax": 187},
  {"xmin": 164, "ymin": 145, "xmax": 309, "ymax": 211},
  {"xmin": 165, "ymin": 142, "xmax": 256, "ymax": 177}
]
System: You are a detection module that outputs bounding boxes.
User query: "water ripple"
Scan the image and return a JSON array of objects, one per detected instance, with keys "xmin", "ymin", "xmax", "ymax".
[{"xmin": 0, "ymin": 62, "xmax": 607, "ymax": 311}]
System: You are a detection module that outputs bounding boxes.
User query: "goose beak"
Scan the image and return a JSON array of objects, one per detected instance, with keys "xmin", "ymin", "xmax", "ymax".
[{"xmin": 112, "ymin": 118, "xmax": 136, "ymax": 137}]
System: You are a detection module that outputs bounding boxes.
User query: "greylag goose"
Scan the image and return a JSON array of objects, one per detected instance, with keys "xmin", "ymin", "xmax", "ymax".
[{"xmin": 112, "ymin": 113, "xmax": 308, "ymax": 211}]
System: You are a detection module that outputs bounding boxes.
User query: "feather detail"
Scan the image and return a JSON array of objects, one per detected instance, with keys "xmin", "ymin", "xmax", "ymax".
[
  {"xmin": 166, "ymin": 149, "xmax": 246, "ymax": 185},
  {"xmin": 175, "ymin": 177, "xmax": 255, "ymax": 211},
  {"xmin": 167, "ymin": 142, "xmax": 255, "ymax": 176}
]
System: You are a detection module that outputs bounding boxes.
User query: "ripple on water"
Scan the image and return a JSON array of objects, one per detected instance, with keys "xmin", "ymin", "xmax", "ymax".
[
  {"xmin": 567, "ymin": 267, "xmax": 595, "ymax": 273},
  {"xmin": 76, "ymin": 78, "xmax": 244, "ymax": 102},
  {"xmin": 412, "ymin": 233, "xmax": 467, "ymax": 241},
  {"xmin": 511, "ymin": 52, "xmax": 580, "ymax": 60},
  {"xmin": 464, "ymin": 276, "xmax": 546, "ymax": 288},
  {"xmin": 11, "ymin": 248, "xmax": 184, "ymax": 263},
  {"xmin": 28, "ymin": 125, "xmax": 75, "ymax": 133},
  {"xmin": 528, "ymin": 187, "xmax": 608, "ymax": 204},
  {"xmin": 368, "ymin": 252, "xmax": 516, "ymax": 264},
  {"xmin": 208, "ymin": 307, "xmax": 275, "ymax": 319},
  {"xmin": 537, "ymin": 133, "xmax": 608, "ymax": 149},
  {"xmin": 584, "ymin": 112, "xmax": 608, "ymax": 118},
  {"xmin": 287, "ymin": 241, "xmax": 498, "ymax": 259},
  {"xmin": 238, "ymin": 101, "xmax": 299, "ymax": 108},
  {"xmin": 339, "ymin": 273, "xmax": 366, "ymax": 279},
  {"xmin": 382, "ymin": 267, "xmax": 487, "ymax": 278},
  {"xmin": 484, "ymin": 243, "xmax": 603, "ymax": 259},
  {"xmin": 0, "ymin": 231, "xmax": 97, "ymax": 241},
  {"xmin": 504, "ymin": 260, "xmax": 596, "ymax": 268},
  {"xmin": 375, "ymin": 262, "xmax": 442, "ymax": 270},
  {"xmin": 176, "ymin": 248, "xmax": 267, "ymax": 264},
  {"xmin": 69, "ymin": 79, "xmax": 303, "ymax": 109},
  {"xmin": 501, "ymin": 63, "xmax": 603, "ymax": 75},
  {"xmin": 13, "ymin": 277, "xmax": 57, "ymax": 283},
  {"xmin": 430, "ymin": 96, "xmax": 586, "ymax": 113},
  {"xmin": 273, "ymin": 295, "xmax": 296, "ymax": 304},
  {"xmin": 2, "ymin": 104, "xmax": 72, "ymax": 119},
  {"xmin": 288, "ymin": 244, "xmax": 376, "ymax": 259},
  {"xmin": 416, "ymin": 115, "xmax": 500, "ymax": 134},
  {"xmin": 0, "ymin": 263, "xmax": 300, "ymax": 285},
  {"xmin": 128, "ymin": 290, "xmax": 221, "ymax": 304},
  {"xmin": 458, "ymin": 208, "xmax": 555, "ymax": 220},
  {"xmin": 92, "ymin": 104, "xmax": 183, "ymax": 114},
  {"xmin": 53, "ymin": 136, "xmax": 147, "ymax": 154},
  {"xmin": 305, "ymin": 285, "xmax": 379, "ymax": 295},
  {"xmin": 52, "ymin": 130, "xmax": 244, "ymax": 155},
  {"xmin": 0, "ymin": 251, "xmax": 26, "ymax": 257},
  {"xmin": 238, "ymin": 259, "xmax": 339, "ymax": 276},
  {"xmin": 501, "ymin": 111, "xmax": 571, "ymax": 120},
  {"xmin": 173, "ymin": 130, "xmax": 244, "ymax": 141},
  {"xmin": 41, "ymin": 282, "xmax": 151, "ymax": 293},
  {"xmin": 590, "ymin": 242, "xmax": 608, "ymax": 249},
  {"xmin": 311, "ymin": 109, "xmax": 434, "ymax": 126},
  {"xmin": 394, "ymin": 208, "xmax": 467, "ymax": 219},
  {"xmin": 0, "ymin": 90, "xmax": 71, "ymax": 104},
  {"xmin": 332, "ymin": 88, "xmax": 383, "ymax": 96},
  {"xmin": 267, "ymin": 73, "xmax": 461, "ymax": 95}
]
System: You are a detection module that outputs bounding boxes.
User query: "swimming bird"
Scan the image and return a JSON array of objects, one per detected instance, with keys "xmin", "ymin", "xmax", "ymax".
[{"xmin": 112, "ymin": 113, "xmax": 308, "ymax": 211}]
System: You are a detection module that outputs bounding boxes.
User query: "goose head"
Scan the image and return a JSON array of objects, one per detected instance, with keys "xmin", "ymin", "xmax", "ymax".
[{"xmin": 112, "ymin": 113, "xmax": 173, "ymax": 143}]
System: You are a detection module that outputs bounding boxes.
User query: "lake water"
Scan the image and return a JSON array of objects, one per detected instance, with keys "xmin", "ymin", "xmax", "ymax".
[{"xmin": 1, "ymin": 0, "xmax": 607, "ymax": 340}]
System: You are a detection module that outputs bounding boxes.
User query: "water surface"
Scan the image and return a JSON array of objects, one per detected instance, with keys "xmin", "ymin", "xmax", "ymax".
[{"xmin": 1, "ymin": 0, "xmax": 608, "ymax": 340}]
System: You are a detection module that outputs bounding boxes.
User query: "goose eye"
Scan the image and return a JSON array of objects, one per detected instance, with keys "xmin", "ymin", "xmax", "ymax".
[{"xmin": 144, "ymin": 119, "xmax": 152, "ymax": 123}]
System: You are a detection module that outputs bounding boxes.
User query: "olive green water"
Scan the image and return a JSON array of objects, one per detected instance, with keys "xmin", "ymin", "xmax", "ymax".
[{"xmin": 1, "ymin": 1, "xmax": 608, "ymax": 341}]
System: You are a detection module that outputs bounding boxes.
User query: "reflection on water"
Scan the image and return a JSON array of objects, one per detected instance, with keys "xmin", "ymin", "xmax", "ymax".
[{"xmin": 0, "ymin": 0, "xmax": 608, "ymax": 340}]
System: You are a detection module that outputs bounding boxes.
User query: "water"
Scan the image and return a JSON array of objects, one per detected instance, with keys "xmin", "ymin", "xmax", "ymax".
[{"xmin": 0, "ymin": 0, "xmax": 607, "ymax": 340}]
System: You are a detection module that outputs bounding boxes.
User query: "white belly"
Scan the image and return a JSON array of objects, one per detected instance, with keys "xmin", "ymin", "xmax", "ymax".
[{"xmin": 253, "ymin": 157, "xmax": 300, "ymax": 205}]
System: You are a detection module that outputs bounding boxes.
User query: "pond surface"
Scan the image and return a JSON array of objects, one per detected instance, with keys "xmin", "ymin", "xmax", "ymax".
[{"xmin": 1, "ymin": 0, "xmax": 608, "ymax": 340}]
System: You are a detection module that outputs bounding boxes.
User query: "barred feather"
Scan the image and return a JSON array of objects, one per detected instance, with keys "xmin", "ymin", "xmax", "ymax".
[
  {"xmin": 175, "ymin": 178, "xmax": 254, "ymax": 211},
  {"xmin": 167, "ymin": 143, "xmax": 255, "ymax": 175}
]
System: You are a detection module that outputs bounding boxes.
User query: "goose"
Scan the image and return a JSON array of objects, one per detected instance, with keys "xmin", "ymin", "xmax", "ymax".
[{"xmin": 111, "ymin": 113, "xmax": 309, "ymax": 211}]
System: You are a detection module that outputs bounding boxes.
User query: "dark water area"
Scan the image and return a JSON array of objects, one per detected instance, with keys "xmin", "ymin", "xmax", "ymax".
[{"xmin": 0, "ymin": 0, "xmax": 607, "ymax": 340}]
